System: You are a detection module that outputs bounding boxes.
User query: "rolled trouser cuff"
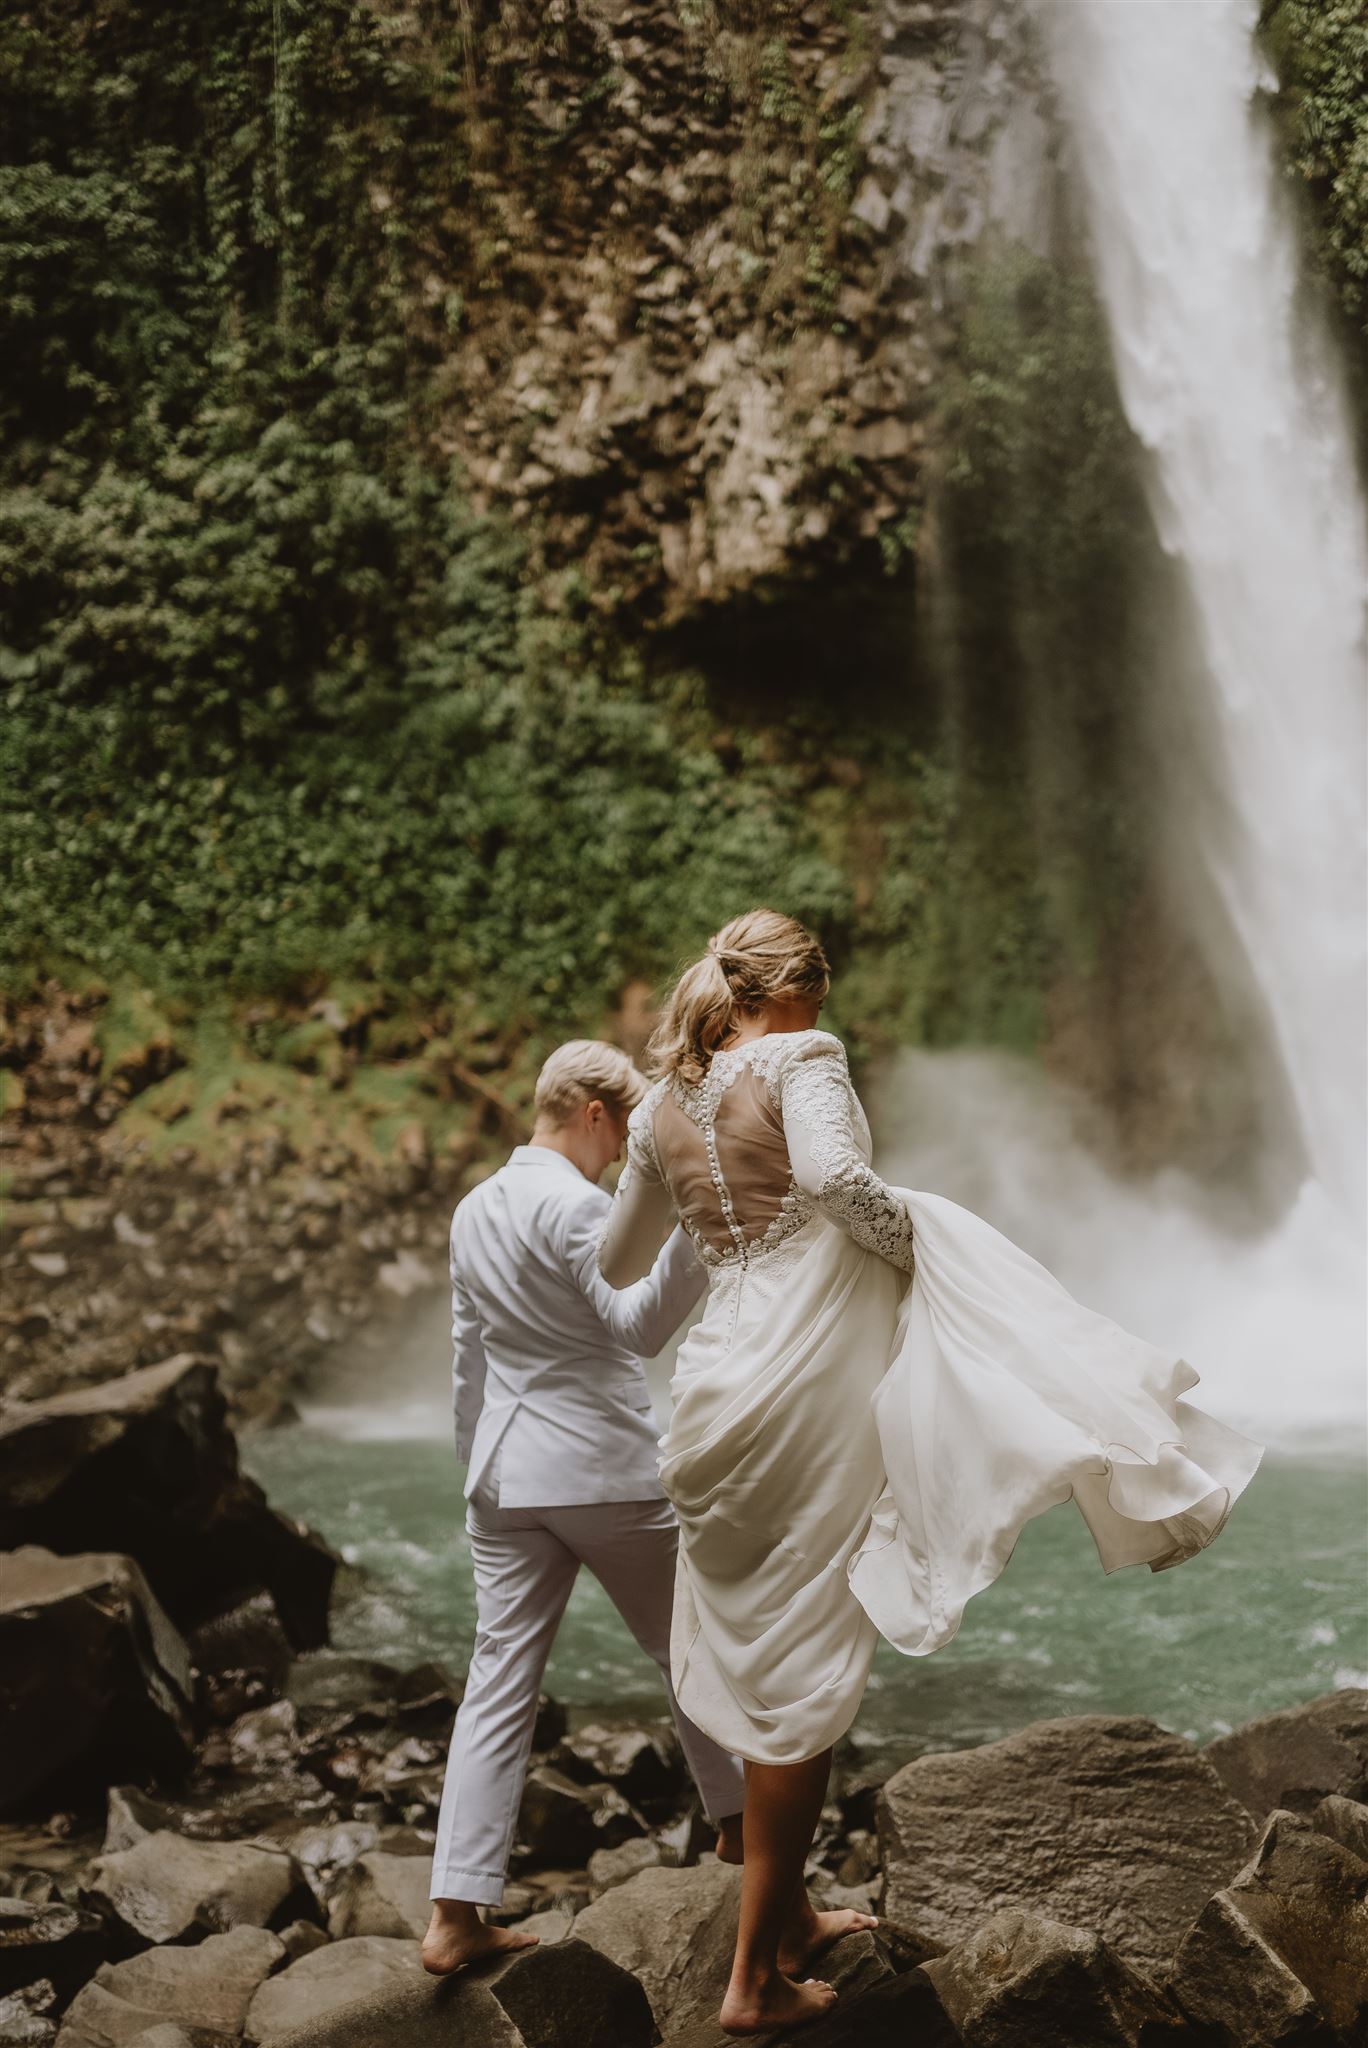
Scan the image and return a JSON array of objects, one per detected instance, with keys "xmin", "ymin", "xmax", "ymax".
[{"xmin": 428, "ymin": 1863, "xmax": 506, "ymax": 1908}]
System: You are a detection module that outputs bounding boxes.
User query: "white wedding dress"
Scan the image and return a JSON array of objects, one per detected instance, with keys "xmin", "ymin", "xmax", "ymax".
[{"xmin": 597, "ymin": 1029, "xmax": 1264, "ymax": 1765}]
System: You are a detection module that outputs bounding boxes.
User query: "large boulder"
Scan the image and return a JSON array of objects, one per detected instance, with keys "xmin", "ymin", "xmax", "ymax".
[
  {"xmin": 57, "ymin": 1926, "xmax": 284, "ymax": 2048},
  {"xmin": 571, "ymin": 1858, "xmax": 743, "ymax": 2033},
  {"xmin": 243, "ymin": 1939, "xmax": 425, "ymax": 2044},
  {"xmin": 1204, "ymin": 1690, "xmax": 1368, "ymax": 1822},
  {"xmin": 1166, "ymin": 1808, "xmax": 1368, "ymax": 2044},
  {"xmin": 0, "ymin": 1899, "xmax": 106, "ymax": 2005},
  {"xmin": 878, "ymin": 1713, "xmax": 1256, "ymax": 1982},
  {"xmin": 84, "ymin": 1832, "xmax": 320, "ymax": 1946},
  {"xmin": 572, "ymin": 1860, "xmax": 894, "ymax": 2040},
  {"xmin": 921, "ymin": 1909, "xmax": 1183, "ymax": 2047},
  {"xmin": 0, "ymin": 1359, "xmax": 336, "ymax": 1646},
  {"xmin": 0, "ymin": 1548, "xmax": 194, "ymax": 1817},
  {"xmin": 324, "ymin": 1853, "xmax": 431, "ymax": 1941},
  {"xmin": 257, "ymin": 1937, "xmax": 654, "ymax": 2048}
]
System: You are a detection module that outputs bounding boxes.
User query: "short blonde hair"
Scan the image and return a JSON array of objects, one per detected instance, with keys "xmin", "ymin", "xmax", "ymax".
[
  {"xmin": 533, "ymin": 1039, "xmax": 648, "ymax": 1126},
  {"xmin": 647, "ymin": 909, "xmax": 831, "ymax": 1085}
]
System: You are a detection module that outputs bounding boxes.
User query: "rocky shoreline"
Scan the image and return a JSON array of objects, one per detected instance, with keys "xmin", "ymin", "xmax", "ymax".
[
  {"xmin": 2, "ymin": 1357, "xmax": 1366, "ymax": 2047},
  {"xmin": 0, "ymin": 981, "xmax": 514, "ymax": 1428}
]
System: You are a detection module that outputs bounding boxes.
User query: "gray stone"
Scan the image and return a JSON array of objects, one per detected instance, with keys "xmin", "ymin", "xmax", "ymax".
[
  {"xmin": 1205, "ymin": 1689, "xmax": 1368, "ymax": 1822},
  {"xmin": 0, "ymin": 1549, "xmax": 194, "ymax": 1817},
  {"xmin": 324, "ymin": 1853, "xmax": 430, "ymax": 1941},
  {"xmin": 585, "ymin": 1836, "xmax": 663, "ymax": 1900},
  {"xmin": 84, "ymin": 1833, "xmax": 319, "ymax": 1946},
  {"xmin": 572, "ymin": 1859, "xmax": 895, "ymax": 2041},
  {"xmin": 879, "ymin": 1713, "xmax": 1256, "ymax": 1982},
  {"xmin": 509, "ymin": 1909, "xmax": 571, "ymax": 1944},
  {"xmin": 1312, "ymin": 1793, "xmax": 1368, "ymax": 1866},
  {"xmin": 58, "ymin": 1927, "xmax": 284, "ymax": 2048},
  {"xmin": 259, "ymin": 1938, "xmax": 653, "ymax": 2048},
  {"xmin": 922, "ymin": 1909, "xmax": 1180, "ymax": 2047},
  {"xmin": 0, "ymin": 1980, "xmax": 57, "ymax": 2047},
  {"xmin": 274, "ymin": 1926, "xmax": 330, "ymax": 1966},
  {"xmin": 242, "ymin": 1941, "xmax": 425, "ymax": 2045},
  {"xmin": 571, "ymin": 1858, "xmax": 743, "ymax": 2033},
  {"xmin": 1166, "ymin": 1808, "xmax": 1368, "ymax": 2044}
]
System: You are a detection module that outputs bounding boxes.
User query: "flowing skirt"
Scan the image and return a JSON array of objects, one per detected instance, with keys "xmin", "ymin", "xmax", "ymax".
[{"xmin": 657, "ymin": 1192, "xmax": 1265, "ymax": 1765}]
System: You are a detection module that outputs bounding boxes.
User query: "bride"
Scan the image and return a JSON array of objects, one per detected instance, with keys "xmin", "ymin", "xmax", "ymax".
[{"xmin": 597, "ymin": 908, "xmax": 1264, "ymax": 2036}]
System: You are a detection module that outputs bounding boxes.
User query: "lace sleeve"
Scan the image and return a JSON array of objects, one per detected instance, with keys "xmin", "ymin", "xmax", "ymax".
[
  {"xmin": 780, "ymin": 1035, "xmax": 916, "ymax": 1273},
  {"xmin": 596, "ymin": 1085, "xmax": 677, "ymax": 1288}
]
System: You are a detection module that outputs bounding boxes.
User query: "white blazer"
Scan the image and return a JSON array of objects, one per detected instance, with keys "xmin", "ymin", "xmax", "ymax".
[{"xmin": 450, "ymin": 1144, "xmax": 703, "ymax": 1508}]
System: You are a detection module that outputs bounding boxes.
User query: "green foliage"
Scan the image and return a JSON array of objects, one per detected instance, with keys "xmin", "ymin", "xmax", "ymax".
[
  {"xmin": 0, "ymin": 0, "xmax": 1149, "ymax": 1084},
  {"xmin": 1262, "ymin": 0, "xmax": 1368, "ymax": 351}
]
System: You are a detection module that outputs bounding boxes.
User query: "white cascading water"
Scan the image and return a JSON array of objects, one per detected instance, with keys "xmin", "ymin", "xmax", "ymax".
[
  {"xmin": 882, "ymin": 0, "xmax": 1367, "ymax": 1451},
  {"xmin": 1044, "ymin": 0, "xmax": 1368, "ymax": 1227}
]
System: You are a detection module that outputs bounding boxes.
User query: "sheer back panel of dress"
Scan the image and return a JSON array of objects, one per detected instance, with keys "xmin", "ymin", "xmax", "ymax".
[{"xmin": 652, "ymin": 1063, "xmax": 794, "ymax": 1258}]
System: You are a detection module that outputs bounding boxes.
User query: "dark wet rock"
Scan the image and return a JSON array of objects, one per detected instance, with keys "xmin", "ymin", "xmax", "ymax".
[
  {"xmin": 0, "ymin": 1979, "xmax": 58, "ymax": 2047},
  {"xmin": 532, "ymin": 1696, "xmax": 568, "ymax": 1754},
  {"xmin": 282, "ymin": 1657, "xmax": 460, "ymax": 1751},
  {"xmin": 0, "ymin": 1899, "xmax": 106, "ymax": 2006},
  {"xmin": 1312, "ymin": 1794, "xmax": 1368, "ymax": 1866},
  {"xmin": 516, "ymin": 1768, "xmax": 644, "ymax": 1868},
  {"xmin": 257, "ymin": 1936, "xmax": 653, "ymax": 2048},
  {"xmin": 553, "ymin": 1722, "xmax": 686, "ymax": 1816},
  {"xmin": 241, "ymin": 1938, "xmax": 426, "ymax": 2044},
  {"xmin": 921, "ymin": 1908, "xmax": 1183, "ymax": 2047},
  {"xmin": 0, "ymin": 1360, "xmax": 336, "ymax": 1648},
  {"xmin": 0, "ymin": 1549, "xmax": 194, "ymax": 1818},
  {"xmin": 324, "ymin": 1853, "xmax": 430, "ymax": 1941},
  {"xmin": 879, "ymin": 1713, "xmax": 1256, "ymax": 1982},
  {"xmin": 1204, "ymin": 1689, "xmax": 1368, "ymax": 1822},
  {"xmin": 57, "ymin": 1927, "xmax": 284, "ymax": 2048},
  {"xmin": 190, "ymin": 1597, "xmax": 293, "ymax": 1726},
  {"xmin": 586, "ymin": 1836, "xmax": 664, "ymax": 1900},
  {"xmin": 83, "ymin": 1833, "xmax": 320, "ymax": 1946},
  {"xmin": 1166, "ymin": 1808, "xmax": 1368, "ymax": 2044}
]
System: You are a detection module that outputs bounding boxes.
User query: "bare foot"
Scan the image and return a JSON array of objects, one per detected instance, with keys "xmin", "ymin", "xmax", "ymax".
[
  {"xmin": 420, "ymin": 1907, "xmax": 540, "ymax": 1977},
  {"xmin": 777, "ymin": 1903, "xmax": 878, "ymax": 1980},
  {"xmin": 716, "ymin": 1812, "xmax": 745, "ymax": 1866},
  {"xmin": 719, "ymin": 1974, "xmax": 838, "ymax": 2036}
]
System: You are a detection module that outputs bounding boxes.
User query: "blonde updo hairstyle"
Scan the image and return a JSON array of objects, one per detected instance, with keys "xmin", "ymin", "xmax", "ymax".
[{"xmin": 647, "ymin": 909, "xmax": 830, "ymax": 1086}]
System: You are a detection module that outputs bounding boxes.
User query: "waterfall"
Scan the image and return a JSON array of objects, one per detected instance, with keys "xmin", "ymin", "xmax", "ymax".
[
  {"xmin": 884, "ymin": 0, "xmax": 1366, "ymax": 1448},
  {"xmin": 1040, "ymin": 0, "xmax": 1368, "ymax": 1226}
]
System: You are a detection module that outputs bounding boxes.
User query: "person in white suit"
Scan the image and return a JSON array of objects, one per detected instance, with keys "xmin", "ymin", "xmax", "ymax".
[{"xmin": 422, "ymin": 1039, "xmax": 746, "ymax": 1975}]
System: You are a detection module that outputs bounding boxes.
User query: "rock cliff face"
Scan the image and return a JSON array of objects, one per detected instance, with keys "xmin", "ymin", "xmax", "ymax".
[{"xmin": 430, "ymin": 0, "xmax": 1060, "ymax": 621}]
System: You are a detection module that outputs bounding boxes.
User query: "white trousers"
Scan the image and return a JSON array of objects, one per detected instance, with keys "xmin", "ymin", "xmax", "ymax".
[{"xmin": 429, "ymin": 1485, "xmax": 746, "ymax": 1906}]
